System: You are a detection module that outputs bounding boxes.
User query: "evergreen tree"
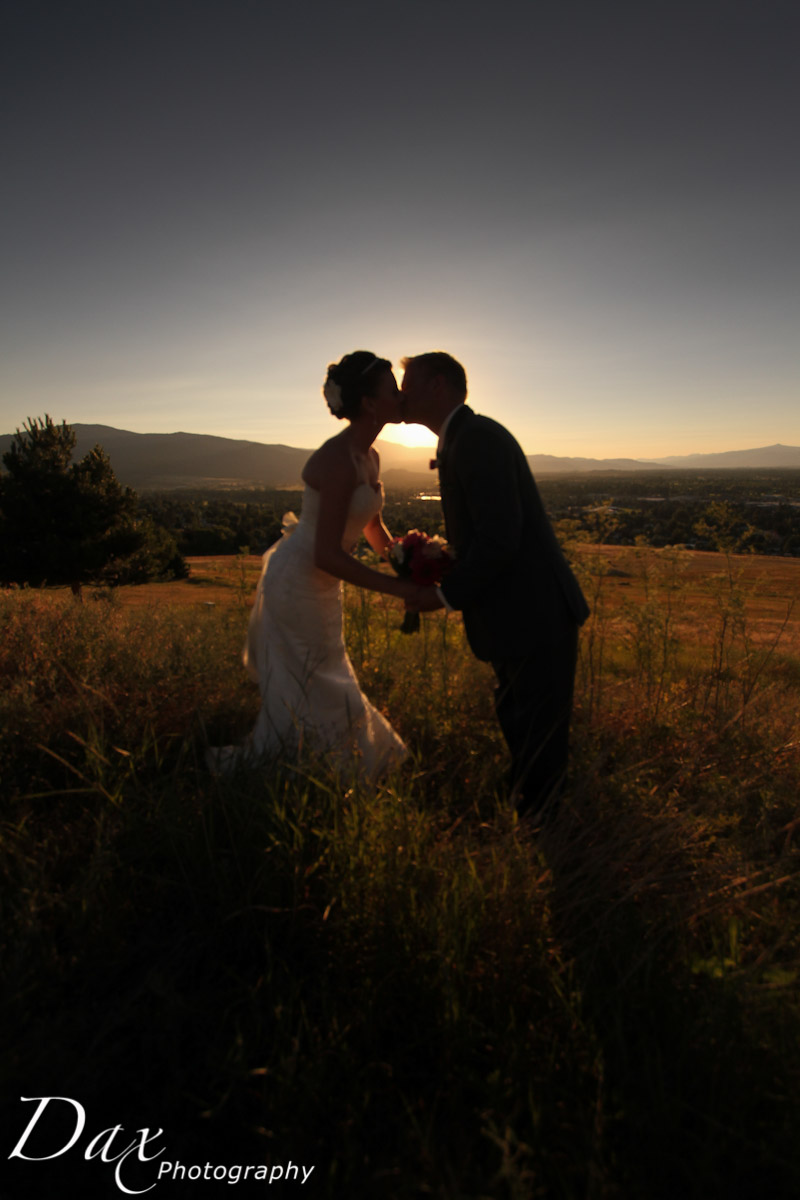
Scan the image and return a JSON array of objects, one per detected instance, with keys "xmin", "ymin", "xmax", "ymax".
[{"xmin": 0, "ymin": 416, "xmax": 187, "ymax": 586}]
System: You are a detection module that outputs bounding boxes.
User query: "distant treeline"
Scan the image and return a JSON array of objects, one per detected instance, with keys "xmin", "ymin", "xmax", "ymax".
[
  {"xmin": 138, "ymin": 469, "xmax": 800, "ymax": 558},
  {"xmin": 540, "ymin": 469, "xmax": 800, "ymax": 556},
  {"xmin": 139, "ymin": 490, "xmax": 447, "ymax": 557}
]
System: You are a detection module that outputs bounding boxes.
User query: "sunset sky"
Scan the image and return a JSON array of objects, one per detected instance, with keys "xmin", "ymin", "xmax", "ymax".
[{"xmin": 2, "ymin": 0, "xmax": 797, "ymax": 459}]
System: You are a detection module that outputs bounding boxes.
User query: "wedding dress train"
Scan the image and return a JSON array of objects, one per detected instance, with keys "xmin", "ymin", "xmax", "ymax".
[{"xmin": 210, "ymin": 481, "xmax": 407, "ymax": 782}]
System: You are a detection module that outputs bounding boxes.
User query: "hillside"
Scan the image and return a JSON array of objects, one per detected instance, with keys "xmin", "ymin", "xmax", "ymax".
[
  {"xmin": 0, "ymin": 425, "xmax": 435, "ymax": 490},
  {"xmin": 654, "ymin": 443, "xmax": 800, "ymax": 469},
  {"xmin": 3, "ymin": 547, "xmax": 800, "ymax": 1197},
  {"xmin": 2, "ymin": 424, "xmax": 799, "ymax": 489}
]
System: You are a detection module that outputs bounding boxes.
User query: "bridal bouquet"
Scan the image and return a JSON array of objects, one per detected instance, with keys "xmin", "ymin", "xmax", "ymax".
[{"xmin": 388, "ymin": 529, "xmax": 453, "ymax": 633}]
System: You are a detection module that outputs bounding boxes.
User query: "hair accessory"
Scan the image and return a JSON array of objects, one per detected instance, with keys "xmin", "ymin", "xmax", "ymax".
[{"xmin": 323, "ymin": 378, "xmax": 344, "ymax": 413}]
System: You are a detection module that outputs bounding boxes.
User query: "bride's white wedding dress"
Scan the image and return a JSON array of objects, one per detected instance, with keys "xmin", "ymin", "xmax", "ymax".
[{"xmin": 210, "ymin": 480, "xmax": 407, "ymax": 782}]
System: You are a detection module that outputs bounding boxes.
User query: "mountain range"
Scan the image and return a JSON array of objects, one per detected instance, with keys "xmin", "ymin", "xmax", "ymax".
[{"xmin": 1, "ymin": 424, "xmax": 799, "ymax": 490}]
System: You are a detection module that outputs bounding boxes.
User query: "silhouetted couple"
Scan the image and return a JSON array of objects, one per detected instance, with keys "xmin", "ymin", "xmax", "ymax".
[{"xmin": 209, "ymin": 350, "xmax": 589, "ymax": 822}]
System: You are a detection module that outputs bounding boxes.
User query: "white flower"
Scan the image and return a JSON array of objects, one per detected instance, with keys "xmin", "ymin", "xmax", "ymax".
[
  {"xmin": 323, "ymin": 378, "xmax": 343, "ymax": 413},
  {"xmin": 421, "ymin": 536, "xmax": 447, "ymax": 558}
]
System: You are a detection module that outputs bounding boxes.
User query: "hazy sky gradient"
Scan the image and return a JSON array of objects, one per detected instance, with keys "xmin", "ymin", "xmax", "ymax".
[{"xmin": 2, "ymin": 0, "xmax": 798, "ymax": 457}]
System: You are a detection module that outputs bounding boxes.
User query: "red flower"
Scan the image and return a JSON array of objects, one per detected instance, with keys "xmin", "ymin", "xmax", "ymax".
[{"xmin": 409, "ymin": 547, "xmax": 442, "ymax": 586}]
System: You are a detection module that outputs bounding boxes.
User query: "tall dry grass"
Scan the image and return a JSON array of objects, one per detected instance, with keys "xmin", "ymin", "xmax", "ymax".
[{"xmin": 1, "ymin": 548, "xmax": 799, "ymax": 1198}]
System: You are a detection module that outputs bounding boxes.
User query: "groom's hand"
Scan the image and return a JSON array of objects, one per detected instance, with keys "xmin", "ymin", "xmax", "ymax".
[{"xmin": 406, "ymin": 585, "xmax": 444, "ymax": 613}]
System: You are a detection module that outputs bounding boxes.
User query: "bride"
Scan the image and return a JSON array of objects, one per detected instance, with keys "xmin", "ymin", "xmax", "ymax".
[{"xmin": 209, "ymin": 351, "xmax": 417, "ymax": 781}]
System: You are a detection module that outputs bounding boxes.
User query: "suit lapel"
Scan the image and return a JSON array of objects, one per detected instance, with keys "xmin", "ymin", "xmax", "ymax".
[
  {"xmin": 437, "ymin": 406, "xmax": 472, "ymax": 534},
  {"xmin": 438, "ymin": 405, "xmax": 472, "ymax": 469}
]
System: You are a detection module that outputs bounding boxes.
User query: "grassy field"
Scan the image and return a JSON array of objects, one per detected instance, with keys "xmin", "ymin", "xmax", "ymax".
[{"xmin": 1, "ymin": 546, "xmax": 799, "ymax": 1198}]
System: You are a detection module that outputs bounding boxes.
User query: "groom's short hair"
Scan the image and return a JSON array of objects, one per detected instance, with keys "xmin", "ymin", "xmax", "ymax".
[{"xmin": 402, "ymin": 352, "xmax": 467, "ymax": 400}]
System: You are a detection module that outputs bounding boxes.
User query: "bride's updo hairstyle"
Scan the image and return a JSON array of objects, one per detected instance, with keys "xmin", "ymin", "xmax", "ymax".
[{"xmin": 323, "ymin": 350, "xmax": 392, "ymax": 420}]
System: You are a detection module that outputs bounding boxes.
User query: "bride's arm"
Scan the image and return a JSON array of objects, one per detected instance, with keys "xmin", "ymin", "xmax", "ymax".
[
  {"xmin": 362, "ymin": 450, "xmax": 393, "ymax": 558},
  {"xmin": 363, "ymin": 513, "xmax": 393, "ymax": 558},
  {"xmin": 312, "ymin": 454, "xmax": 413, "ymax": 600}
]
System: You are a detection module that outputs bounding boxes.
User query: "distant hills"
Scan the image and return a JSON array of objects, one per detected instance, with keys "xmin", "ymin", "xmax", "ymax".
[
  {"xmin": 527, "ymin": 453, "xmax": 669, "ymax": 474},
  {"xmin": 0, "ymin": 425, "xmax": 316, "ymax": 490},
  {"xmin": 652, "ymin": 444, "xmax": 800, "ymax": 469},
  {"xmin": 1, "ymin": 425, "xmax": 799, "ymax": 490}
]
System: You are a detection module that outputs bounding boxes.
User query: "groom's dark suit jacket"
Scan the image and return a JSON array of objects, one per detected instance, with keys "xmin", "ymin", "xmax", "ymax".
[{"xmin": 437, "ymin": 405, "xmax": 590, "ymax": 662}]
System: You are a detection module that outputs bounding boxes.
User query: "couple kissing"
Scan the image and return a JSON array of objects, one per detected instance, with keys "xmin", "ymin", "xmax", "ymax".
[{"xmin": 208, "ymin": 349, "xmax": 589, "ymax": 823}]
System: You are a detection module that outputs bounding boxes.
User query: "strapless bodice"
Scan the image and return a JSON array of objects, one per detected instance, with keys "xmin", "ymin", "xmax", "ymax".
[{"xmin": 291, "ymin": 482, "xmax": 383, "ymax": 551}]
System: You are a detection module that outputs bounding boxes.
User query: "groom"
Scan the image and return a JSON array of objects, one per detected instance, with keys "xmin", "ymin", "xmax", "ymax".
[{"xmin": 401, "ymin": 351, "xmax": 590, "ymax": 821}]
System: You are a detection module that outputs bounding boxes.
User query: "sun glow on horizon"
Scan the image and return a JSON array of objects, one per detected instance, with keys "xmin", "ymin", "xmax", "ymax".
[{"xmin": 382, "ymin": 423, "xmax": 437, "ymax": 449}]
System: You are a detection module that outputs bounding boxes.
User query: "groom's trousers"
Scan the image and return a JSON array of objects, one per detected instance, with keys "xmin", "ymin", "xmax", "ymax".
[{"xmin": 492, "ymin": 623, "xmax": 579, "ymax": 820}]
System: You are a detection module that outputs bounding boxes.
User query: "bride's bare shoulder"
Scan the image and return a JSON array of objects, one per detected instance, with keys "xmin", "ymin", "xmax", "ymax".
[{"xmin": 302, "ymin": 433, "xmax": 357, "ymax": 490}]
